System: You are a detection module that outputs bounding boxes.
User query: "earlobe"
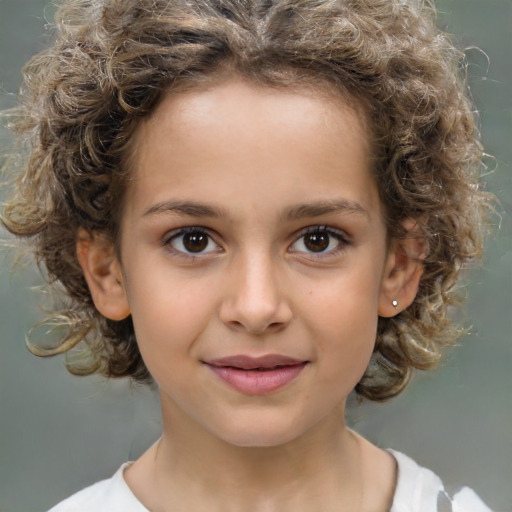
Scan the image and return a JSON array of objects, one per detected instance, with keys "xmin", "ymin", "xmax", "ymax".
[
  {"xmin": 76, "ymin": 228, "xmax": 131, "ymax": 321},
  {"xmin": 378, "ymin": 220, "xmax": 427, "ymax": 318}
]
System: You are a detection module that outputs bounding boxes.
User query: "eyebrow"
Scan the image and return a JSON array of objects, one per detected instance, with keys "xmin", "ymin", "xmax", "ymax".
[
  {"xmin": 283, "ymin": 199, "xmax": 369, "ymax": 221},
  {"xmin": 143, "ymin": 200, "xmax": 227, "ymax": 218},
  {"xmin": 143, "ymin": 198, "xmax": 369, "ymax": 220}
]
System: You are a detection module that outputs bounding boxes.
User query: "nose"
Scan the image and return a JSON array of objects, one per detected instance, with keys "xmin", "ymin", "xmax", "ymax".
[{"xmin": 219, "ymin": 251, "xmax": 293, "ymax": 335}]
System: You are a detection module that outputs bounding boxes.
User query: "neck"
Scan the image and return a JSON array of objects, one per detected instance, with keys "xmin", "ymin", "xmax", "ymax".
[
  {"xmin": 126, "ymin": 395, "xmax": 366, "ymax": 512},
  {"xmin": 161, "ymin": 402, "xmax": 356, "ymax": 491}
]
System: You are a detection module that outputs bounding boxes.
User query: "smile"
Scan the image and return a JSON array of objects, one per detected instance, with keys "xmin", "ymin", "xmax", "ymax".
[{"xmin": 205, "ymin": 355, "xmax": 309, "ymax": 395}]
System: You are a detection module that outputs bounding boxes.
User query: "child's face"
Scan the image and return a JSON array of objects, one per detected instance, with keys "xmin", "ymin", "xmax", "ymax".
[{"xmin": 94, "ymin": 79, "xmax": 401, "ymax": 446}]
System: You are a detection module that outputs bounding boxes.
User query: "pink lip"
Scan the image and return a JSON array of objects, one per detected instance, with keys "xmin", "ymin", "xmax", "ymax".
[{"xmin": 205, "ymin": 355, "xmax": 308, "ymax": 395}]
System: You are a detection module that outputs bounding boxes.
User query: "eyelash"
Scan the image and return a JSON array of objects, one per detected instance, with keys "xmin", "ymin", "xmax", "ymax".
[
  {"xmin": 289, "ymin": 226, "xmax": 350, "ymax": 258},
  {"xmin": 162, "ymin": 225, "xmax": 350, "ymax": 259},
  {"xmin": 163, "ymin": 227, "xmax": 221, "ymax": 259}
]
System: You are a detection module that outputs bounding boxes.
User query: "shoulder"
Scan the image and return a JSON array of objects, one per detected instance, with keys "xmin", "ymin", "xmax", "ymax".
[
  {"xmin": 47, "ymin": 463, "xmax": 149, "ymax": 512},
  {"xmin": 389, "ymin": 450, "xmax": 492, "ymax": 512}
]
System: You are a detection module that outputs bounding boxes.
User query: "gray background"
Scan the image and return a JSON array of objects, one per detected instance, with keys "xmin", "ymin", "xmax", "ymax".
[{"xmin": 0, "ymin": 1, "xmax": 511, "ymax": 511}]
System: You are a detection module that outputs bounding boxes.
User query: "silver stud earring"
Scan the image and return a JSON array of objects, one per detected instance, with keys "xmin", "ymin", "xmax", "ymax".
[{"xmin": 392, "ymin": 300, "xmax": 398, "ymax": 308}]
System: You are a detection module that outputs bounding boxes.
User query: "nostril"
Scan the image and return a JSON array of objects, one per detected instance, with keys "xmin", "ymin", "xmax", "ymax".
[
  {"xmin": 228, "ymin": 320, "xmax": 244, "ymax": 328},
  {"xmin": 219, "ymin": 293, "xmax": 293, "ymax": 334},
  {"xmin": 225, "ymin": 319, "xmax": 285, "ymax": 335}
]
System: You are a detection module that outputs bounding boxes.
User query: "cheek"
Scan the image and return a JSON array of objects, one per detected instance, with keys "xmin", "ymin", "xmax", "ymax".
[
  {"xmin": 124, "ymin": 272, "xmax": 220, "ymax": 367},
  {"xmin": 301, "ymin": 265, "xmax": 383, "ymax": 381},
  {"xmin": 304, "ymin": 262, "xmax": 383, "ymax": 333}
]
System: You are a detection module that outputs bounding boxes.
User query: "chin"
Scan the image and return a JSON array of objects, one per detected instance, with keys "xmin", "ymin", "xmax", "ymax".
[
  {"xmin": 209, "ymin": 414, "xmax": 312, "ymax": 449},
  {"xmin": 220, "ymin": 432, "xmax": 299, "ymax": 449}
]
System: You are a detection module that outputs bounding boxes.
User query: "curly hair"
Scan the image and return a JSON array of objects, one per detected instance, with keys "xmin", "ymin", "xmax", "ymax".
[{"xmin": 1, "ymin": 0, "xmax": 492, "ymax": 400}]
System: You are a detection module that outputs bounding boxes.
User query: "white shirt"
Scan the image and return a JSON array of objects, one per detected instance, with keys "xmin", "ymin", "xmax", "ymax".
[{"xmin": 48, "ymin": 450, "xmax": 492, "ymax": 512}]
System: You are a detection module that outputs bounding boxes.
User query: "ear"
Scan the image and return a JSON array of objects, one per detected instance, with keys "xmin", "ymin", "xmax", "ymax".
[
  {"xmin": 76, "ymin": 228, "xmax": 131, "ymax": 321},
  {"xmin": 379, "ymin": 220, "xmax": 428, "ymax": 318}
]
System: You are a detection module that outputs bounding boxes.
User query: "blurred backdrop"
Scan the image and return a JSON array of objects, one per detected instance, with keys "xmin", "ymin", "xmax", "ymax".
[{"xmin": 0, "ymin": 1, "xmax": 511, "ymax": 511}]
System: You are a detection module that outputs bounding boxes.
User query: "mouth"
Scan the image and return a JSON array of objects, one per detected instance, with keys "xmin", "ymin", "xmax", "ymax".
[{"xmin": 204, "ymin": 354, "xmax": 309, "ymax": 395}]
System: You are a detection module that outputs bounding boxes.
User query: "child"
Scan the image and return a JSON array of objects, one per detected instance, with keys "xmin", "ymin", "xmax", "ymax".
[{"xmin": 1, "ymin": 0, "xmax": 496, "ymax": 510}]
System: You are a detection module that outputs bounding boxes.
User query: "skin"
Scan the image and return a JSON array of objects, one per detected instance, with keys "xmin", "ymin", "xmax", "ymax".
[{"xmin": 78, "ymin": 78, "xmax": 425, "ymax": 512}]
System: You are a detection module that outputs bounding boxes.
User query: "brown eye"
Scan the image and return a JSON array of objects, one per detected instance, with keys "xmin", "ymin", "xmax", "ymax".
[
  {"xmin": 303, "ymin": 232, "xmax": 330, "ymax": 252},
  {"xmin": 289, "ymin": 227, "xmax": 348, "ymax": 256},
  {"xmin": 167, "ymin": 228, "xmax": 220, "ymax": 255},
  {"xmin": 183, "ymin": 232, "xmax": 209, "ymax": 252}
]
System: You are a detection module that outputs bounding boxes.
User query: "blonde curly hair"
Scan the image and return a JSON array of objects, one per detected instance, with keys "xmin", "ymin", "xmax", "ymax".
[{"xmin": 1, "ymin": 0, "xmax": 492, "ymax": 400}]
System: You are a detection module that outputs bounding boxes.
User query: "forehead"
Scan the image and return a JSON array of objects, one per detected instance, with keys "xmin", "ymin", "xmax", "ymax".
[
  {"xmin": 125, "ymin": 78, "xmax": 380, "ymax": 220},
  {"xmin": 149, "ymin": 77, "xmax": 368, "ymax": 137},
  {"xmin": 133, "ymin": 76, "xmax": 371, "ymax": 155}
]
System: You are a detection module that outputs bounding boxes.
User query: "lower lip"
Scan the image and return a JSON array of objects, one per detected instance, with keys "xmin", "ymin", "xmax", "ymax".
[{"xmin": 207, "ymin": 363, "xmax": 307, "ymax": 395}]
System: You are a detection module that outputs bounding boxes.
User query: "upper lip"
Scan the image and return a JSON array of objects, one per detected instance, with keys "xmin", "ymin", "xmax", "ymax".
[{"xmin": 205, "ymin": 354, "xmax": 307, "ymax": 370}]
